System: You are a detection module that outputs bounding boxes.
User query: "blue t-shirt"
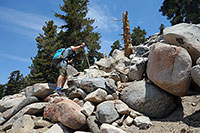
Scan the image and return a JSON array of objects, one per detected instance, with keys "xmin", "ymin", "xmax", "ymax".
[{"xmin": 57, "ymin": 47, "xmax": 73, "ymax": 67}]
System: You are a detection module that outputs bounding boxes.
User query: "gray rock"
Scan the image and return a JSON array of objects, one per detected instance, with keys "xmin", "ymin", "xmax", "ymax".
[
  {"xmin": 133, "ymin": 45, "xmax": 149, "ymax": 57},
  {"xmin": 119, "ymin": 73, "xmax": 129, "ymax": 83},
  {"xmin": 105, "ymin": 78, "xmax": 117, "ymax": 91},
  {"xmin": 128, "ymin": 57, "xmax": 148, "ymax": 81},
  {"xmin": 34, "ymin": 118, "xmax": 53, "ymax": 128},
  {"xmin": 87, "ymin": 116, "xmax": 100, "ymax": 133},
  {"xmin": 96, "ymin": 101, "xmax": 119, "ymax": 123},
  {"xmin": 79, "ymin": 77, "xmax": 111, "ymax": 93},
  {"xmin": 134, "ymin": 116, "xmax": 153, "ymax": 129},
  {"xmin": 95, "ymin": 57, "xmax": 115, "ymax": 72},
  {"xmin": 121, "ymin": 80, "xmax": 176, "ymax": 118},
  {"xmin": 25, "ymin": 83, "xmax": 56, "ymax": 99},
  {"xmin": 163, "ymin": 23, "xmax": 200, "ymax": 61},
  {"xmin": 109, "ymin": 70, "xmax": 121, "ymax": 82},
  {"xmin": 68, "ymin": 88, "xmax": 87, "ymax": 99},
  {"xmin": 84, "ymin": 69, "xmax": 109, "ymax": 78},
  {"xmin": 84, "ymin": 88, "xmax": 107, "ymax": 103},
  {"xmin": 3, "ymin": 102, "xmax": 47, "ymax": 130},
  {"xmin": 0, "ymin": 93, "xmax": 26, "ymax": 112},
  {"xmin": 112, "ymin": 49, "xmax": 125, "ymax": 60},
  {"xmin": 81, "ymin": 101, "xmax": 95, "ymax": 117},
  {"xmin": 13, "ymin": 96, "xmax": 39, "ymax": 115},
  {"xmin": 114, "ymin": 100, "xmax": 130, "ymax": 114},
  {"xmin": 124, "ymin": 116, "xmax": 134, "ymax": 126},
  {"xmin": 10, "ymin": 114, "xmax": 34, "ymax": 133}
]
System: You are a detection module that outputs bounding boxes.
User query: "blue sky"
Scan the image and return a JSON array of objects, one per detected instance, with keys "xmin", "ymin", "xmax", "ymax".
[{"xmin": 0, "ymin": 0, "xmax": 170, "ymax": 84}]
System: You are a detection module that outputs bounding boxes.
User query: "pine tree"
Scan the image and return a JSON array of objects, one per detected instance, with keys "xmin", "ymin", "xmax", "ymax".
[
  {"xmin": 0, "ymin": 84, "xmax": 6, "ymax": 99},
  {"xmin": 28, "ymin": 20, "xmax": 60, "ymax": 85},
  {"xmin": 109, "ymin": 40, "xmax": 122, "ymax": 56},
  {"xmin": 55, "ymin": 0, "xmax": 103, "ymax": 71},
  {"xmin": 5, "ymin": 70, "xmax": 24, "ymax": 95},
  {"xmin": 131, "ymin": 26, "xmax": 147, "ymax": 46},
  {"xmin": 159, "ymin": 0, "xmax": 200, "ymax": 25}
]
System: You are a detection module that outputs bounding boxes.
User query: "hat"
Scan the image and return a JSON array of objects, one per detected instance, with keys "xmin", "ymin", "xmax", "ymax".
[{"xmin": 71, "ymin": 46, "xmax": 75, "ymax": 49}]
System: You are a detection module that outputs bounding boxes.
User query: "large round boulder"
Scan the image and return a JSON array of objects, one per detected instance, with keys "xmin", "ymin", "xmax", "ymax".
[
  {"xmin": 146, "ymin": 42, "xmax": 192, "ymax": 96},
  {"xmin": 44, "ymin": 97, "xmax": 86, "ymax": 130},
  {"xmin": 121, "ymin": 80, "xmax": 176, "ymax": 118},
  {"xmin": 163, "ymin": 23, "xmax": 200, "ymax": 61}
]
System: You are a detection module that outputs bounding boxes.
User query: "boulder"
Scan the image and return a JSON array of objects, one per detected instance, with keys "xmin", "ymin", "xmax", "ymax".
[
  {"xmin": 84, "ymin": 69, "xmax": 109, "ymax": 78},
  {"xmin": 128, "ymin": 57, "xmax": 148, "ymax": 81},
  {"xmin": 96, "ymin": 101, "xmax": 119, "ymax": 124},
  {"xmin": 134, "ymin": 116, "xmax": 153, "ymax": 129},
  {"xmin": 84, "ymin": 88, "xmax": 107, "ymax": 103},
  {"xmin": 10, "ymin": 114, "xmax": 34, "ymax": 133},
  {"xmin": 12, "ymin": 96, "xmax": 39, "ymax": 115},
  {"xmin": 0, "ymin": 93, "xmax": 25, "ymax": 112},
  {"xmin": 44, "ymin": 97, "xmax": 86, "ymax": 130},
  {"xmin": 95, "ymin": 57, "xmax": 115, "ymax": 72},
  {"xmin": 0, "ymin": 96, "xmax": 39, "ymax": 123},
  {"xmin": 112, "ymin": 49, "xmax": 125, "ymax": 60},
  {"xmin": 81, "ymin": 101, "xmax": 95, "ymax": 117},
  {"xmin": 163, "ymin": 23, "xmax": 200, "ymax": 61},
  {"xmin": 79, "ymin": 77, "xmax": 113, "ymax": 93},
  {"xmin": 3, "ymin": 102, "xmax": 47, "ymax": 130},
  {"xmin": 25, "ymin": 83, "xmax": 55, "ymax": 99},
  {"xmin": 147, "ymin": 42, "xmax": 192, "ymax": 96},
  {"xmin": 114, "ymin": 100, "xmax": 130, "ymax": 114},
  {"xmin": 121, "ymin": 80, "xmax": 176, "ymax": 118}
]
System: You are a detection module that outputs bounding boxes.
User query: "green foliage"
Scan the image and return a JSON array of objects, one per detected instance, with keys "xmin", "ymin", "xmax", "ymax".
[
  {"xmin": 159, "ymin": 0, "xmax": 200, "ymax": 25},
  {"xmin": 131, "ymin": 26, "xmax": 147, "ymax": 46},
  {"xmin": 55, "ymin": 0, "xmax": 103, "ymax": 71},
  {"xmin": 0, "ymin": 84, "xmax": 6, "ymax": 99},
  {"xmin": 5, "ymin": 70, "xmax": 24, "ymax": 96},
  {"xmin": 109, "ymin": 40, "xmax": 122, "ymax": 56},
  {"xmin": 28, "ymin": 20, "xmax": 60, "ymax": 86}
]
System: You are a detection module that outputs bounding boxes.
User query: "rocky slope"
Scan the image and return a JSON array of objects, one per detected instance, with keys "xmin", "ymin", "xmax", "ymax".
[{"xmin": 0, "ymin": 23, "xmax": 200, "ymax": 133}]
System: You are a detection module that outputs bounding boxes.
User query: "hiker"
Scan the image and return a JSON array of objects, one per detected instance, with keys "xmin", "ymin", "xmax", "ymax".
[{"xmin": 55, "ymin": 42, "xmax": 85, "ymax": 93}]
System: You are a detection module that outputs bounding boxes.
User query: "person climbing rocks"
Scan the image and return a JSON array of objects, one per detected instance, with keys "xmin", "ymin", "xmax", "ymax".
[{"xmin": 54, "ymin": 42, "xmax": 85, "ymax": 95}]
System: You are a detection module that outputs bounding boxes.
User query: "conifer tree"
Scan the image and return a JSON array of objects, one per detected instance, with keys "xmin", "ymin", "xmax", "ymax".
[
  {"xmin": 28, "ymin": 20, "xmax": 60, "ymax": 85},
  {"xmin": 131, "ymin": 26, "xmax": 147, "ymax": 46},
  {"xmin": 5, "ymin": 70, "xmax": 24, "ymax": 95},
  {"xmin": 109, "ymin": 40, "xmax": 122, "ymax": 56},
  {"xmin": 55, "ymin": 0, "xmax": 103, "ymax": 71},
  {"xmin": 0, "ymin": 84, "xmax": 5, "ymax": 99},
  {"xmin": 159, "ymin": 0, "xmax": 200, "ymax": 25}
]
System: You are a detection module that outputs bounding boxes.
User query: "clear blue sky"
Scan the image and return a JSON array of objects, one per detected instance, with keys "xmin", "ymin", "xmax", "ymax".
[{"xmin": 0, "ymin": 0, "xmax": 170, "ymax": 84}]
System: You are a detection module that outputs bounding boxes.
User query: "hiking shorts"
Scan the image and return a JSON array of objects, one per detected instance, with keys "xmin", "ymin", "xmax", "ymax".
[{"xmin": 58, "ymin": 66, "xmax": 68, "ymax": 76}]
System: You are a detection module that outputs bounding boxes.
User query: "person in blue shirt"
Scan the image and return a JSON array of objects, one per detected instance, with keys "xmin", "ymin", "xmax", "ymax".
[{"xmin": 55, "ymin": 42, "xmax": 85, "ymax": 93}]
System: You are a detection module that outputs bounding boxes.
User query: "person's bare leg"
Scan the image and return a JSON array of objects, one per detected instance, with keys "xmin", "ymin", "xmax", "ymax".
[
  {"xmin": 56, "ymin": 75, "xmax": 64, "ymax": 88},
  {"xmin": 61, "ymin": 76, "xmax": 68, "ymax": 88}
]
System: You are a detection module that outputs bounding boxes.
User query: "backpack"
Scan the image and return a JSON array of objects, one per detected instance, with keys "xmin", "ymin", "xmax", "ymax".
[{"xmin": 52, "ymin": 48, "xmax": 66, "ymax": 64}]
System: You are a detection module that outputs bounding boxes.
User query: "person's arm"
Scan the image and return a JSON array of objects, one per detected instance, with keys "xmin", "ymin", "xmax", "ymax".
[{"xmin": 71, "ymin": 42, "xmax": 85, "ymax": 51}]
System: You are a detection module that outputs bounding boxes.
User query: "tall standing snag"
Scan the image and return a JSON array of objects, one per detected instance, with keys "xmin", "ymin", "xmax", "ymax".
[{"xmin": 123, "ymin": 11, "xmax": 134, "ymax": 57}]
